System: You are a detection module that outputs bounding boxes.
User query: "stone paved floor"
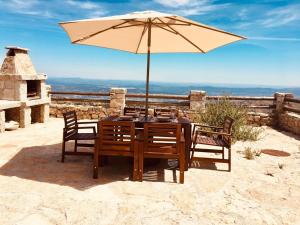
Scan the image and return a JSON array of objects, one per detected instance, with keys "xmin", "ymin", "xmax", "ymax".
[{"xmin": 0, "ymin": 118, "xmax": 300, "ymax": 225}]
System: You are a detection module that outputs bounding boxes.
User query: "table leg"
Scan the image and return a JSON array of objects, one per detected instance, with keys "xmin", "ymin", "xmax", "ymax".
[{"xmin": 184, "ymin": 123, "xmax": 191, "ymax": 171}]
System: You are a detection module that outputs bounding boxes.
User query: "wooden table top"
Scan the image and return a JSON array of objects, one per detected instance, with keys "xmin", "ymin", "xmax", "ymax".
[{"xmin": 105, "ymin": 115, "xmax": 191, "ymax": 124}]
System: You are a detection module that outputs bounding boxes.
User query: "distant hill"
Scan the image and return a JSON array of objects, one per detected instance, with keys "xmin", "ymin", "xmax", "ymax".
[{"xmin": 47, "ymin": 77, "xmax": 300, "ymax": 97}]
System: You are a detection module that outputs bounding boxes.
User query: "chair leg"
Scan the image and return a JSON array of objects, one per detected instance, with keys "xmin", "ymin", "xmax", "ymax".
[
  {"xmin": 61, "ymin": 140, "xmax": 66, "ymax": 163},
  {"xmin": 222, "ymin": 147, "xmax": 224, "ymax": 159},
  {"xmin": 138, "ymin": 143, "xmax": 144, "ymax": 182},
  {"xmin": 179, "ymin": 143, "xmax": 185, "ymax": 184},
  {"xmin": 189, "ymin": 145, "xmax": 195, "ymax": 168},
  {"xmin": 74, "ymin": 140, "xmax": 78, "ymax": 152},
  {"xmin": 133, "ymin": 142, "xmax": 139, "ymax": 181},
  {"xmin": 93, "ymin": 140, "xmax": 99, "ymax": 179},
  {"xmin": 228, "ymin": 147, "xmax": 231, "ymax": 172}
]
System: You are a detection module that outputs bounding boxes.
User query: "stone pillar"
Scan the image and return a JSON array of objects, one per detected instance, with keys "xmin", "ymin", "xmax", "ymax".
[
  {"xmin": 109, "ymin": 88, "xmax": 127, "ymax": 116},
  {"xmin": 15, "ymin": 81, "xmax": 27, "ymax": 101},
  {"xmin": 40, "ymin": 104, "xmax": 49, "ymax": 123},
  {"xmin": 274, "ymin": 92, "xmax": 294, "ymax": 127},
  {"xmin": 0, "ymin": 110, "xmax": 5, "ymax": 133},
  {"xmin": 20, "ymin": 107, "xmax": 31, "ymax": 128},
  {"xmin": 189, "ymin": 90, "xmax": 206, "ymax": 111}
]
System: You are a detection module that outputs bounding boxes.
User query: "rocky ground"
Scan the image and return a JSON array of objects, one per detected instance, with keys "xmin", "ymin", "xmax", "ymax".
[{"xmin": 0, "ymin": 118, "xmax": 300, "ymax": 225}]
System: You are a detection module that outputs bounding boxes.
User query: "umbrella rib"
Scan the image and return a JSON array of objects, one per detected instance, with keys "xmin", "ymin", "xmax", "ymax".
[
  {"xmin": 72, "ymin": 20, "xmax": 131, "ymax": 43},
  {"xmin": 152, "ymin": 18, "xmax": 177, "ymax": 34},
  {"xmin": 156, "ymin": 18, "xmax": 205, "ymax": 53},
  {"xmin": 166, "ymin": 16, "xmax": 246, "ymax": 39},
  {"xmin": 135, "ymin": 23, "xmax": 148, "ymax": 53},
  {"xmin": 114, "ymin": 23, "xmax": 145, "ymax": 29}
]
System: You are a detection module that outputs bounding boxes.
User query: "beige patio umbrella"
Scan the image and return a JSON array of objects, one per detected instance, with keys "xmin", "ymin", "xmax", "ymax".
[{"xmin": 60, "ymin": 11, "xmax": 245, "ymax": 117}]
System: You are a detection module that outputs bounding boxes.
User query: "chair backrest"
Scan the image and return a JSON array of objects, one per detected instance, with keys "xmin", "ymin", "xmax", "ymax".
[
  {"xmin": 223, "ymin": 116, "xmax": 234, "ymax": 134},
  {"xmin": 154, "ymin": 108, "xmax": 172, "ymax": 117},
  {"xmin": 124, "ymin": 106, "xmax": 145, "ymax": 116},
  {"xmin": 222, "ymin": 116, "xmax": 234, "ymax": 145},
  {"xmin": 143, "ymin": 123, "xmax": 182, "ymax": 155},
  {"xmin": 98, "ymin": 120, "xmax": 135, "ymax": 152},
  {"xmin": 63, "ymin": 111, "xmax": 78, "ymax": 139}
]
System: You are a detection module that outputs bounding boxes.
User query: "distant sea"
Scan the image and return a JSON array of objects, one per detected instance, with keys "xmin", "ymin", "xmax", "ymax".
[{"xmin": 48, "ymin": 77, "xmax": 300, "ymax": 97}]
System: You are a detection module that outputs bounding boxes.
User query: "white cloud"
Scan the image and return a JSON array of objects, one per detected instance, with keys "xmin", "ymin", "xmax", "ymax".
[
  {"xmin": 153, "ymin": 0, "xmax": 229, "ymax": 16},
  {"xmin": 153, "ymin": 0, "xmax": 196, "ymax": 8},
  {"xmin": 0, "ymin": 0, "xmax": 108, "ymax": 20},
  {"xmin": 66, "ymin": 0, "xmax": 99, "ymax": 10},
  {"xmin": 261, "ymin": 4, "xmax": 300, "ymax": 28}
]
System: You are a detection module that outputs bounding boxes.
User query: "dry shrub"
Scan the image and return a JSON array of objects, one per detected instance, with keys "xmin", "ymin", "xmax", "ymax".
[
  {"xmin": 195, "ymin": 97, "xmax": 261, "ymax": 142},
  {"xmin": 244, "ymin": 147, "xmax": 255, "ymax": 160}
]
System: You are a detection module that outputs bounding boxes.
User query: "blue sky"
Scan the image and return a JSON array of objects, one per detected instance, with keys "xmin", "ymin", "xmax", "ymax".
[{"xmin": 0, "ymin": 0, "xmax": 300, "ymax": 87}]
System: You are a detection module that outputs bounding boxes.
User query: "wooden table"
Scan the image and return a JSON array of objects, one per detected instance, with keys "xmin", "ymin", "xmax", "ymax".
[{"xmin": 105, "ymin": 116, "xmax": 191, "ymax": 170}]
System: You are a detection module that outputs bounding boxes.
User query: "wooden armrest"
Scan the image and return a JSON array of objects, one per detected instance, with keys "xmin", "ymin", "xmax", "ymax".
[
  {"xmin": 77, "ymin": 126, "xmax": 96, "ymax": 134},
  {"xmin": 196, "ymin": 130, "xmax": 231, "ymax": 137},
  {"xmin": 194, "ymin": 124, "xmax": 223, "ymax": 130},
  {"xmin": 77, "ymin": 121, "xmax": 98, "ymax": 124}
]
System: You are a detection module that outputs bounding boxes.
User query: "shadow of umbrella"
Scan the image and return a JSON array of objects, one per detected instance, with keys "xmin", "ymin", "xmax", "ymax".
[{"xmin": 0, "ymin": 143, "xmax": 135, "ymax": 190}]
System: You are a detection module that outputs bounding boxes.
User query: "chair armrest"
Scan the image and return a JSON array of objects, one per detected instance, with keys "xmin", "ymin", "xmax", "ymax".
[
  {"xmin": 77, "ymin": 126, "xmax": 96, "ymax": 135},
  {"xmin": 196, "ymin": 130, "xmax": 231, "ymax": 137},
  {"xmin": 194, "ymin": 124, "xmax": 223, "ymax": 130},
  {"xmin": 77, "ymin": 121, "xmax": 98, "ymax": 124}
]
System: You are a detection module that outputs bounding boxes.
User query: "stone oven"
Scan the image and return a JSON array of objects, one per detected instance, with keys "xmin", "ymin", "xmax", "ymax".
[{"xmin": 0, "ymin": 46, "xmax": 50, "ymax": 132}]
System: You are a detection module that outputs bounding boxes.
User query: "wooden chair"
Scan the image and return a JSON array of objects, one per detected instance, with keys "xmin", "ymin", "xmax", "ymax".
[
  {"xmin": 190, "ymin": 116, "xmax": 234, "ymax": 171},
  {"xmin": 139, "ymin": 123, "xmax": 185, "ymax": 183},
  {"xmin": 154, "ymin": 108, "xmax": 173, "ymax": 117},
  {"xmin": 124, "ymin": 106, "xmax": 145, "ymax": 117},
  {"xmin": 94, "ymin": 120, "xmax": 138, "ymax": 180},
  {"xmin": 61, "ymin": 111, "xmax": 98, "ymax": 162}
]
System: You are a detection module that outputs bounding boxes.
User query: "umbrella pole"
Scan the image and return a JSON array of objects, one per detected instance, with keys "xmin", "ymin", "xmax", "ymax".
[{"xmin": 145, "ymin": 20, "xmax": 151, "ymax": 119}]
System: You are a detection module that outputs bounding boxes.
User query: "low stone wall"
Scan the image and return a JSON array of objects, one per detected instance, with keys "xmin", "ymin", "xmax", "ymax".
[
  {"xmin": 50, "ymin": 103, "xmax": 108, "ymax": 120},
  {"xmin": 247, "ymin": 112, "xmax": 275, "ymax": 126},
  {"xmin": 48, "ymin": 90, "xmax": 300, "ymax": 137},
  {"xmin": 279, "ymin": 112, "xmax": 300, "ymax": 135}
]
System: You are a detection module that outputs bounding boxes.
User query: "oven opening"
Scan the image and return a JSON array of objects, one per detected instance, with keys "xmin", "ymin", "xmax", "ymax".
[{"xmin": 27, "ymin": 80, "xmax": 41, "ymax": 99}]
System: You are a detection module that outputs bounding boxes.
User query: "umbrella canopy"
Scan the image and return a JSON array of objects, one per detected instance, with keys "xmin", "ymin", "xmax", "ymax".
[{"xmin": 60, "ymin": 11, "xmax": 245, "ymax": 116}]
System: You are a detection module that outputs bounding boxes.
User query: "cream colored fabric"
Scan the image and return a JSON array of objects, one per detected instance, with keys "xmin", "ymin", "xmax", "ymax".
[{"xmin": 60, "ymin": 11, "xmax": 245, "ymax": 54}]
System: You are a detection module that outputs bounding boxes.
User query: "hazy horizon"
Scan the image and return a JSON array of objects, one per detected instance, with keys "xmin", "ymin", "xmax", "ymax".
[
  {"xmin": 48, "ymin": 76, "xmax": 300, "ymax": 97},
  {"xmin": 48, "ymin": 75, "xmax": 300, "ymax": 89}
]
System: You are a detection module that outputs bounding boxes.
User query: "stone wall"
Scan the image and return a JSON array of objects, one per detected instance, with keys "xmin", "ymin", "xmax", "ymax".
[
  {"xmin": 279, "ymin": 112, "xmax": 300, "ymax": 135},
  {"xmin": 247, "ymin": 112, "xmax": 274, "ymax": 126},
  {"xmin": 50, "ymin": 103, "xmax": 108, "ymax": 120}
]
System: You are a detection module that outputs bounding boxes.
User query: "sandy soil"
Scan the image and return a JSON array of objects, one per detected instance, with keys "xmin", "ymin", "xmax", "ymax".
[{"xmin": 0, "ymin": 118, "xmax": 300, "ymax": 225}]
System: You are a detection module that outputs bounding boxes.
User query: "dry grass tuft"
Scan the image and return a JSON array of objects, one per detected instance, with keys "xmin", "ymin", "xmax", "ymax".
[
  {"xmin": 278, "ymin": 163, "xmax": 284, "ymax": 169},
  {"xmin": 254, "ymin": 150, "xmax": 262, "ymax": 157},
  {"xmin": 244, "ymin": 147, "xmax": 255, "ymax": 160}
]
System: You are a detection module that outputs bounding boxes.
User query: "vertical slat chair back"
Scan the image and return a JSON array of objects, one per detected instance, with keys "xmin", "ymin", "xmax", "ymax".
[
  {"xmin": 222, "ymin": 116, "xmax": 234, "ymax": 146},
  {"xmin": 63, "ymin": 111, "xmax": 78, "ymax": 139},
  {"xmin": 144, "ymin": 123, "xmax": 181, "ymax": 155},
  {"xmin": 154, "ymin": 108, "xmax": 172, "ymax": 117},
  {"xmin": 124, "ymin": 106, "xmax": 146, "ymax": 116},
  {"xmin": 99, "ymin": 121, "xmax": 135, "ymax": 152}
]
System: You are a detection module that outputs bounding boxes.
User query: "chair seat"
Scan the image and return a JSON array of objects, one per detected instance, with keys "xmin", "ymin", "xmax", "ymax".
[
  {"xmin": 67, "ymin": 133, "xmax": 97, "ymax": 140},
  {"xmin": 101, "ymin": 144, "xmax": 131, "ymax": 151},
  {"xmin": 195, "ymin": 135, "xmax": 225, "ymax": 147}
]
